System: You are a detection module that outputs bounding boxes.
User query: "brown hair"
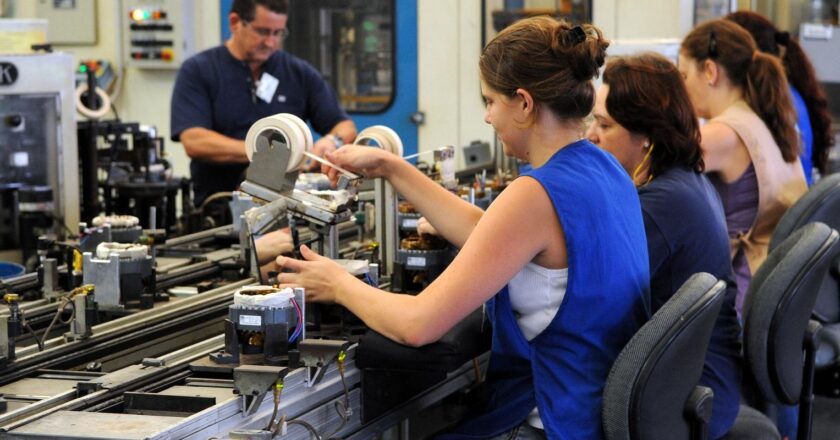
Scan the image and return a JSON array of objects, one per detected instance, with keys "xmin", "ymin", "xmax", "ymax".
[
  {"xmin": 726, "ymin": 11, "xmax": 835, "ymax": 174},
  {"xmin": 603, "ymin": 53, "xmax": 704, "ymax": 175},
  {"xmin": 681, "ymin": 19, "xmax": 799, "ymax": 163},
  {"xmin": 479, "ymin": 17, "xmax": 609, "ymax": 120}
]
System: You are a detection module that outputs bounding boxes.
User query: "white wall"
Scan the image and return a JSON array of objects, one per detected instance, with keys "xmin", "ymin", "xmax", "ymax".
[
  {"xmin": 416, "ymin": 0, "xmax": 697, "ymax": 167},
  {"xmin": 417, "ymin": 0, "xmax": 495, "ymax": 166},
  {"xmin": 594, "ymin": 0, "xmax": 694, "ymax": 39}
]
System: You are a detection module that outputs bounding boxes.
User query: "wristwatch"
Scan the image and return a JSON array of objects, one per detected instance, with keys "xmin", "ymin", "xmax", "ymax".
[{"xmin": 327, "ymin": 134, "xmax": 343, "ymax": 149}]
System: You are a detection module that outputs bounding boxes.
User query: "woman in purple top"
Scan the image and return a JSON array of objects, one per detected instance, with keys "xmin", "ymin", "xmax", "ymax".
[{"xmin": 727, "ymin": 11, "xmax": 836, "ymax": 186}]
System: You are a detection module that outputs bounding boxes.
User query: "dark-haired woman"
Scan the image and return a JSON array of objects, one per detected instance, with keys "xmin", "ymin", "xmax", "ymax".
[
  {"xmin": 587, "ymin": 52, "xmax": 741, "ymax": 439},
  {"xmin": 727, "ymin": 11, "xmax": 836, "ymax": 186},
  {"xmin": 680, "ymin": 19, "xmax": 807, "ymax": 314},
  {"xmin": 276, "ymin": 17, "xmax": 650, "ymax": 440}
]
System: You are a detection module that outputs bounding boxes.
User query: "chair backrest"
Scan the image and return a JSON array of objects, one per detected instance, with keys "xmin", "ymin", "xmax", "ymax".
[
  {"xmin": 603, "ymin": 272, "xmax": 727, "ymax": 440},
  {"xmin": 769, "ymin": 173, "xmax": 840, "ymax": 322},
  {"xmin": 743, "ymin": 222, "xmax": 840, "ymax": 405}
]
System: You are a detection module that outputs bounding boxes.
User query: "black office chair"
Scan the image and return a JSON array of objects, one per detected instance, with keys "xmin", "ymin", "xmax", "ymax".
[
  {"xmin": 603, "ymin": 272, "xmax": 727, "ymax": 440},
  {"xmin": 724, "ymin": 222, "xmax": 840, "ymax": 440},
  {"xmin": 769, "ymin": 173, "xmax": 840, "ymax": 371}
]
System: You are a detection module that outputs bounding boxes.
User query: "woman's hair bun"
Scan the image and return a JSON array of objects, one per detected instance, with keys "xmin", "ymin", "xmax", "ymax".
[{"xmin": 551, "ymin": 23, "xmax": 609, "ymax": 81}]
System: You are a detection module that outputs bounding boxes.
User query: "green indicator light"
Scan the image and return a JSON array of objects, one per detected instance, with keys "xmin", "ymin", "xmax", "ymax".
[
  {"xmin": 79, "ymin": 65, "xmax": 88, "ymax": 73},
  {"xmin": 363, "ymin": 20, "xmax": 375, "ymax": 31}
]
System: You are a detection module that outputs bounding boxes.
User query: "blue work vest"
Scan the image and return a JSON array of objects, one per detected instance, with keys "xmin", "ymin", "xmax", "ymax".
[{"xmin": 440, "ymin": 140, "xmax": 650, "ymax": 440}]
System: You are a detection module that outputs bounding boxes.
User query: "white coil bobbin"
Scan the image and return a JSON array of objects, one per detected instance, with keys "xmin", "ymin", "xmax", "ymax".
[
  {"xmin": 354, "ymin": 125, "xmax": 404, "ymax": 156},
  {"xmin": 244, "ymin": 113, "xmax": 313, "ymax": 173},
  {"xmin": 91, "ymin": 214, "xmax": 140, "ymax": 229},
  {"xmin": 74, "ymin": 84, "xmax": 111, "ymax": 120},
  {"xmin": 95, "ymin": 242, "xmax": 148, "ymax": 260}
]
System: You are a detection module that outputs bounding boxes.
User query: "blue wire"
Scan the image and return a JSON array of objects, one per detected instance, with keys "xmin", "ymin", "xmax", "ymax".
[{"xmin": 288, "ymin": 297, "xmax": 303, "ymax": 343}]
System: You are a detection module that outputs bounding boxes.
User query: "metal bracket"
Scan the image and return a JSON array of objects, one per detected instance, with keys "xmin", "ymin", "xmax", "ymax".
[
  {"xmin": 233, "ymin": 365, "xmax": 289, "ymax": 417},
  {"xmin": 299, "ymin": 339, "xmax": 351, "ymax": 388}
]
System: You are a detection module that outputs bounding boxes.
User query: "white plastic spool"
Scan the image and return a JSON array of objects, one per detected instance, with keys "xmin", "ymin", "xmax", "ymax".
[
  {"xmin": 244, "ymin": 113, "xmax": 314, "ymax": 173},
  {"xmin": 353, "ymin": 125, "xmax": 404, "ymax": 156}
]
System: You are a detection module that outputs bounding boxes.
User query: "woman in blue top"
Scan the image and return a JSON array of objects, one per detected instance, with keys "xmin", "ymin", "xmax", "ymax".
[
  {"xmin": 276, "ymin": 17, "xmax": 650, "ymax": 440},
  {"xmin": 727, "ymin": 11, "xmax": 836, "ymax": 185},
  {"xmin": 586, "ymin": 52, "xmax": 742, "ymax": 439}
]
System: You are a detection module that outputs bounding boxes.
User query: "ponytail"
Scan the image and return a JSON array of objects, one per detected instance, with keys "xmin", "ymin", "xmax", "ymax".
[
  {"xmin": 783, "ymin": 39, "xmax": 836, "ymax": 174},
  {"xmin": 744, "ymin": 51, "xmax": 800, "ymax": 163},
  {"xmin": 684, "ymin": 20, "xmax": 801, "ymax": 164}
]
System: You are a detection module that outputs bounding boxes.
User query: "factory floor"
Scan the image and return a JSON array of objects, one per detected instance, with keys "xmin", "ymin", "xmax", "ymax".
[{"xmin": 813, "ymin": 396, "xmax": 840, "ymax": 440}]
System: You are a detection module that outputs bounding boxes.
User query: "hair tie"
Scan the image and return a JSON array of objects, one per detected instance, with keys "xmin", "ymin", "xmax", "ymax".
[
  {"xmin": 774, "ymin": 31, "xmax": 790, "ymax": 46},
  {"xmin": 569, "ymin": 25, "xmax": 586, "ymax": 45}
]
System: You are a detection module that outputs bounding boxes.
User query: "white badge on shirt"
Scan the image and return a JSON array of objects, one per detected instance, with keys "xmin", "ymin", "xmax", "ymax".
[{"xmin": 255, "ymin": 72, "xmax": 279, "ymax": 103}]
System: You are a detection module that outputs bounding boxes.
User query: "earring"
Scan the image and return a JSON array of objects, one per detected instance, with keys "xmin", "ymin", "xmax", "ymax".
[{"xmin": 642, "ymin": 141, "xmax": 650, "ymax": 149}]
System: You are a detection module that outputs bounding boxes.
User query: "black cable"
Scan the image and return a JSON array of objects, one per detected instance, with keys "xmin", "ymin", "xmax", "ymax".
[
  {"xmin": 110, "ymin": 103, "xmax": 120, "ymax": 121},
  {"xmin": 22, "ymin": 317, "xmax": 44, "ymax": 351}
]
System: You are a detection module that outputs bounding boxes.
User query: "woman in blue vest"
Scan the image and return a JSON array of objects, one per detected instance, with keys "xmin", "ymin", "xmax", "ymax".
[
  {"xmin": 586, "ymin": 53, "xmax": 742, "ymax": 439},
  {"xmin": 277, "ymin": 16, "xmax": 650, "ymax": 439}
]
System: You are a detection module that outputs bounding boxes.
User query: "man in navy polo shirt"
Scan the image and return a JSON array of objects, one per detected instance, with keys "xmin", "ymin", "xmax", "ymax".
[{"xmin": 171, "ymin": 0, "xmax": 356, "ymax": 206}]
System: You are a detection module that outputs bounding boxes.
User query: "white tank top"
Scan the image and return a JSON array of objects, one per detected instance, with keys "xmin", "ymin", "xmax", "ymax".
[{"xmin": 508, "ymin": 261, "xmax": 568, "ymax": 429}]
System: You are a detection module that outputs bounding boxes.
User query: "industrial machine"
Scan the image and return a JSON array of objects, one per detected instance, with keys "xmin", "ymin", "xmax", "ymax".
[
  {"xmin": 76, "ymin": 115, "xmax": 191, "ymax": 235},
  {"xmin": 0, "ymin": 53, "xmax": 79, "ymax": 265},
  {"xmin": 0, "ymin": 107, "xmax": 493, "ymax": 439}
]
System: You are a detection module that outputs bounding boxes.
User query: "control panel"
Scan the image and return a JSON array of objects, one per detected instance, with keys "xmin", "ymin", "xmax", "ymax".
[{"xmin": 121, "ymin": 0, "xmax": 195, "ymax": 69}]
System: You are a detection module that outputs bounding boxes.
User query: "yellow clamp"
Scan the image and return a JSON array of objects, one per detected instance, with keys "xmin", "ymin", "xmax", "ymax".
[
  {"xmin": 73, "ymin": 249, "xmax": 83, "ymax": 272},
  {"xmin": 3, "ymin": 293, "xmax": 19, "ymax": 304}
]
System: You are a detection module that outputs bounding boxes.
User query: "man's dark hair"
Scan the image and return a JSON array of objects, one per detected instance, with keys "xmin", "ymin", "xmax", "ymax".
[{"xmin": 231, "ymin": 0, "xmax": 288, "ymax": 22}]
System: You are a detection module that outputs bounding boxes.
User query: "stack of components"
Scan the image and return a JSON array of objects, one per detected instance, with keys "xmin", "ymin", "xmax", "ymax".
[
  {"xmin": 211, "ymin": 286, "xmax": 303, "ymax": 366},
  {"xmin": 79, "ymin": 214, "xmax": 143, "ymax": 253},
  {"xmin": 392, "ymin": 201, "xmax": 451, "ymax": 293},
  {"xmin": 82, "ymin": 242, "xmax": 153, "ymax": 311}
]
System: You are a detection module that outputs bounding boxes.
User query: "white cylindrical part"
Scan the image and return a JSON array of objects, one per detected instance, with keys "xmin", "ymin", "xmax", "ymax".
[
  {"xmin": 244, "ymin": 113, "xmax": 314, "ymax": 172},
  {"xmin": 354, "ymin": 125, "xmax": 404, "ymax": 156},
  {"xmin": 233, "ymin": 285, "xmax": 296, "ymax": 308}
]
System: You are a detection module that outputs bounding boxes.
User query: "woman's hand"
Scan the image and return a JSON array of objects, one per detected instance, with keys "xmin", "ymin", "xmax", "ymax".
[
  {"xmin": 416, "ymin": 217, "xmax": 439, "ymax": 237},
  {"xmin": 274, "ymin": 245, "xmax": 356, "ymax": 304},
  {"xmin": 324, "ymin": 145, "xmax": 394, "ymax": 186},
  {"xmin": 254, "ymin": 228, "xmax": 294, "ymax": 265}
]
